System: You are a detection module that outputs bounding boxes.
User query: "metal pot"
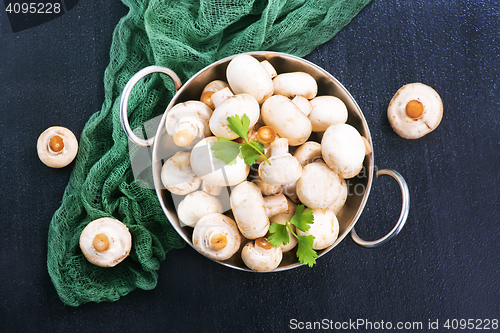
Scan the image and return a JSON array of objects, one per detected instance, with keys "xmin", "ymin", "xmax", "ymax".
[{"xmin": 120, "ymin": 52, "xmax": 410, "ymax": 272}]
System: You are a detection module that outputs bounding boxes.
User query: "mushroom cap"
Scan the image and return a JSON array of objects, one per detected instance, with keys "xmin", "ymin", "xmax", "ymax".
[
  {"xmin": 161, "ymin": 151, "xmax": 201, "ymax": 195},
  {"xmin": 226, "ymin": 54, "xmax": 274, "ymax": 104},
  {"xmin": 261, "ymin": 95, "xmax": 312, "ymax": 146},
  {"xmin": 165, "ymin": 101, "xmax": 213, "ymax": 139},
  {"xmin": 308, "ymin": 96, "xmax": 348, "ymax": 132},
  {"xmin": 229, "ymin": 181, "xmax": 269, "ymax": 239},
  {"xmin": 387, "ymin": 83, "xmax": 443, "ymax": 139},
  {"xmin": 296, "ymin": 209, "xmax": 339, "ymax": 250},
  {"xmin": 202, "ymin": 80, "xmax": 230, "ymax": 93},
  {"xmin": 259, "ymin": 154, "xmax": 302, "ymax": 185},
  {"xmin": 209, "ymin": 94, "xmax": 260, "ymax": 140},
  {"xmin": 269, "ymin": 200, "xmax": 298, "ymax": 252},
  {"xmin": 190, "ymin": 137, "xmax": 250, "ymax": 187},
  {"xmin": 328, "ymin": 177, "xmax": 348, "ymax": 215},
  {"xmin": 79, "ymin": 217, "xmax": 132, "ymax": 267},
  {"xmin": 321, "ymin": 123, "xmax": 365, "ymax": 179},
  {"xmin": 296, "ymin": 162, "xmax": 345, "ymax": 209},
  {"xmin": 254, "ymin": 176, "xmax": 282, "ymax": 196},
  {"xmin": 273, "ymin": 72, "xmax": 318, "ymax": 99},
  {"xmin": 37, "ymin": 126, "xmax": 78, "ymax": 168},
  {"xmin": 192, "ymin": 213, "xmax": 241, "ymax": 261},
  {"xmin": 177, "ymin": 191, "xmax": 223, "ymax": 227},
  {"xmin": 241, "ymin": 238, "xmax": 283, "ymax": 272},
  {"xmin": 293, "ymin": 141, "xmax": 322, "ymax": 167}
]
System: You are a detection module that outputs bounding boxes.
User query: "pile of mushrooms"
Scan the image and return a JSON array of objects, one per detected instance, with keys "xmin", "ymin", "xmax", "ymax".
[{"xmin": 161, "ymin": 54, "xmax": 371, "ymax": 271}]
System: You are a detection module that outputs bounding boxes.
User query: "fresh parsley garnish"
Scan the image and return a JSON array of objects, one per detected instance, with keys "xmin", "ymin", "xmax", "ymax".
[
  {"xmin": 268, "ymin": 204, "xmax": 318, "ymax": 267},
  {"xmin": 210, "ymin": 114, "xmax": 271, "ymax": 166}
]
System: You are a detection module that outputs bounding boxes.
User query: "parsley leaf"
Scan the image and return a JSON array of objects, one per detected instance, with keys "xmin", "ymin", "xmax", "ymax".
[
  {"xmin": 211, "ymin": 138, "xmax": 241, "ymax": 165},
  {"xmin": 210, "ymin": 114, "xmax": 271, "ymax": 166},
  {"xmin": 296, "ymin": 234, "xmax": 318, "ymax": 267},
  {"xmin": 267, "ymin": 204, "xmax": 318, "ymax": 267},
  {"xmin": 227, "ymin": 114, "xmax": 250, "ymax": 140},
  {"xmin": 290, "ymin": 204, "xmax": 314, "ymax": 232},
  {"xmin": 268, "ymin": 223, "xmax": 289, "ymax": 247}
]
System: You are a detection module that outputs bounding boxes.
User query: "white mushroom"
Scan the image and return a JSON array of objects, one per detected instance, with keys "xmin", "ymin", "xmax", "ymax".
[
  {"xmin": 387, "ymin": 82, "xmax": 443, "ymax": 139},
  {"xmin": 282, "ymin": 182, "xmax": 299, "ymax": 203},
  {"xmin": 241, "ymin": 237, "xmax": 283, "ymax": 272},
  {"xmin": 209, "ymin": 94, "xmax": 260, "ymax": 140},
  {"xmin": 210, "ymin": 87, "xmax": 234, "ymax": 108},
  {"xmin": 200, "ymin": 80, "xmax": 230, "ymax": 109},
  {"xmin": 192, "ymin": 213, "xmax": 241, "ymax": 261},
  {"xmin": 269, "ymin": 199, "xmax": 298, "ymax": 252},
  {"xmin": 190, "ymin": 137, "xmax": 250, "ymax": 187},
  {"xmin": 296, "ymin": 162, "xmax": 346, "ymax": 209},
  {"xmin": 258, "ymin": 138, "xmax": 302, "ymax": 186},
  {"xmin": 261, "ymin": 95, "xmax": 312, "ymax": 146},
  {"xmin": 273, "ymin": 72, "xmax": 318, "ymax": 99},
  {"xmin": 165, "ymin": 101, "xmax": 213, "ymax": 147},
  {"xmin": 327, "ymin": 177, "xmax": 348, "ymax": 215},
  {"xmin": 260, "ymin": 60, "xmax": 277, "ymax": 78},
  {"xmin": 177, "ymin": 191, "xmax": 223, "ymax": 227},
  {"xmin": 79, "ymin": 217, "xmax": 132, "ymax": 267},
  {"xmin": 230, "ymin": 181, "xmax": 289, "ymax": 239},
  {"xmin": 254, "ymin": 175, "xmax": 282, "ymax": 196},
  {"xmin": 37, "ymin": 126, "xmax": 78, "ymax": 168},
  {"xmin": 161, "ymin": 151, "xmax": 201, "ymax": 195},
  {"xmin": 226, "ymin": 54, "xmax": 274, "ymax": 104},
  {"xmin": 321, "ymin": 123, "xmax": 365, "ymax": 179},
  {"xmin": 292, "ymin": 96, "xmax": 313, "ymax": 116},
  {"xmin": 293, "ymin": 141, "xmax": 322, "ymax": 167},
  {"xmin": 296, "ymin": 209, "xmax": 339, "ymax": 250},
  {"xmin": 201, "ymin": 180, "xmax": 223, "ymax": 196},
  {"xmin": 308, "ymin": 96, "xmax": 348, "ymax": 132}
]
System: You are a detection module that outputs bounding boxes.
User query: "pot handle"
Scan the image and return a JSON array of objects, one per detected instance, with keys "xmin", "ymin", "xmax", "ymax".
[
  {"xmin": 350, "ymin": 169, "xmax": 410, "ymax": 248},
  {"xmin": 119, "ymin": 66, "xmax": 182, "ymax": 147}
]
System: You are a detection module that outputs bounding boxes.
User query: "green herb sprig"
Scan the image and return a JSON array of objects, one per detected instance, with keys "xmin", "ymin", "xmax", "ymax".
[
  {"xmin": 268, "ymin": 204, "xmax": 318, "ymax": 267},
  {"xmin": 210, "ymin": 114, "xmax": 271, "ymax": 166}
]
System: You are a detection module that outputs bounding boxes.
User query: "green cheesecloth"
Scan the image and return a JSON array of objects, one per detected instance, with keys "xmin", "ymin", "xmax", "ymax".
[{"xmin": 47, "ymin": 0, "xmax": 371, "ymax": 306}]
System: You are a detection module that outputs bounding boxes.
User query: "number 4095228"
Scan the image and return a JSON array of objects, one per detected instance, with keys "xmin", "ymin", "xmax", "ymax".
[{"xmin": 5, "ymin": 2, "xmax": 61, "ymax": 14}]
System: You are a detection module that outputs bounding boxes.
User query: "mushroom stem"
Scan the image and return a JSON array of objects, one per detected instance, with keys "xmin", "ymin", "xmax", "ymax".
[
  {"xmin": 173, "ymin": 119, "xmax": 199, "ymax": 147},
  {"xmin": 269, "ymin": 138, "xmax": 289, "ymax": 157},
  {"xmin": 92, "ymin": 233, "xmax": 110, "ymax": 252},
  {"xmin": 209, "ymin": 232, "xmax": 228, "ymax": 250},
  {"xmin": 48, "ymin": 135, "xmax": 64, "ymax": 153},
  {"xmin": 263, "ymin": 194, "xmax": 289, "ymax": 217}
]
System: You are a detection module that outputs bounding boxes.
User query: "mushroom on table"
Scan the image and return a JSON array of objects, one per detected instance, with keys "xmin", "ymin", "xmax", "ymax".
[{"xmin": 37, "ymin": 126, "xmax": 78, "ymax": 168}]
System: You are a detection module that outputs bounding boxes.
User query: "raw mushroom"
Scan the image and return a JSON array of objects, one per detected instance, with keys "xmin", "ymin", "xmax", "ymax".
[
  {"xmin": 210, "ymin": 87, "xmax": 234, "ymax": 108},
  {"xmin": 200, "ymin": 80, "xmax": 230, "ymax": 109},
  {"xmin": 201, "ymin": 180, "xmax": 223, "ymax": 196},
  {"xmin": 230, "ymin": 181, "xmax": 289, "ymax": 239},
  {"xmin": 293, "ymin": 141, "xmax": 322, "ymax": 167},
  {"xmin": 241, "ymin": 237, "xmax": 283, "ymax": 272},
  {"xmin": 177, "ymin": 191, "xmax": 223, "ymax": 227},
  {"xmin": 226, "ymin": 54, "xmax": 274, "ymax": 104},
  {"xmin": 387, "ymin": 82, "xmax": 443, "ymax": 139},
  {"xmin": 269, "ymin": 199, "xmax": 298, "ymax": 252},
  {"xmin": 273, "ymin": 72, "xmax": 318, "ymax": 99},
  {"xmin": 161, "ymin": 151, "xmax": 201, "ymax": 195},
  {"xmin": 165, "ymin": 101, "xmax": 213, "ymax": 147},
  {"xmin": 261, "ymin": 95, "xmax": 312, "ymax": 146},
  {"xmin": 292, "ymin": 96, "xmax": 313, "ymax": 116},
  {"xmin": 190, "ymin": 137, "xmax": 250, "ymax": 187},
  {"xmin": 308, "ymin": 96, "xmax": 348, "ymax": 132},
  {"xmin": 79, "ymin": 217, "xmax": 132, "ymax": 267},
  {"xmin": 209, "ymin": 94, "xmax": 260, "ymax": 140},
  {"xmin": 296, "ymin": 162, "xmax": 346, "ymax": 209},
  {"xmin": 260, "ymin": 60, "xmax": 277, "ymax": 79},
  {"xmin": 328, "ymin": 177, "xmax": 348, "ymax": 215},
  {"xmin": 258, "ymin": 138, "xmax": 302, "ymax": 186},
  {"xmin": 37, "ymin": 126, "xmax": 78, "ymax": 168},
  {"xmin": 296, "ymin": 209, "xmax": 339, "ymax": 250},
  {"xmin": 254, "ymin": 175, "xmax": 282, "ymax": 196},
  {"xmin": 192, "ymin": 213, "xmax": 241, "ymax": 261},
  {"xmin": 321, "ymin": 123, "xmax": 365, "ymax": 179}
]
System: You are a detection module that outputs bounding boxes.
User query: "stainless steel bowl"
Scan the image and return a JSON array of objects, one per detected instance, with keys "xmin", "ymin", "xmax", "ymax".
[{"xmin": 120, "ymin": 52, "xmax": 410, "ymax": 272}]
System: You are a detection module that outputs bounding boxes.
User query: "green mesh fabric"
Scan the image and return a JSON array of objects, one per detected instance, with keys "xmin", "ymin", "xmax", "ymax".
[{"xmin": 47, "ymin": 0, "xmax": 372, "ymax": 306}]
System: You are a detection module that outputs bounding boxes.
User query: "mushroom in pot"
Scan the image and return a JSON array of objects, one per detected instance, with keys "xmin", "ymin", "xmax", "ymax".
[
  {"xmin": 37, "ymin": 126, "xmax": 78, "ymax": 168},
  {"xmin": 258, "ymin": 138, "xmax": 302, "ymax": 186},
  {"xmin": 268, "ymin": 199, "xmax": 298, "ymax": 252},
  {"xmin": 241, "ymin": 237, "xmax": 283, "ymax": 272},
  {"xmin": 200, "ymin": 80, "xmax": 230, "ymax": 109},
  {"xmin": 230, "ymin": 181, "xmax": 289, "ymax": 239},
  {"xmin": 177, "ymin": 191, "xmax": 223, "ymax": 227},
  {"xmin": 273, "ymin": 72, "xmax": 318, "ymax": 99},
  {"xmin": 296, "ymin": 209, "xmax": 339, "ymax": 250},
  {"xmin": 161, "ymin": 151, "xmax": 201, "ymax": 195},
  {"xmin": 165, "ymin": 101, "xmax": 213, "ymax": 147},
  {"xmin": 308, "ymin": 96, "xmax": 348, "ymax": 132},
  {"xmin": 192, "ymin": 213, "xmax": 241, "ymax": 261}
]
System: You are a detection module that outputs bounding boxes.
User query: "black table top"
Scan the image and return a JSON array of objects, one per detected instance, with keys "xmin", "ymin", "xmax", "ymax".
[{"xmin": 1, "ymin": 0, "xmax": 499, "ymax": 332}]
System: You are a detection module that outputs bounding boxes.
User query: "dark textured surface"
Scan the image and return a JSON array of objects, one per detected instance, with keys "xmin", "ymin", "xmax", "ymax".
[{"xmin": 1, "ymin": 0, "xmax": 499, "ymax": 332}]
